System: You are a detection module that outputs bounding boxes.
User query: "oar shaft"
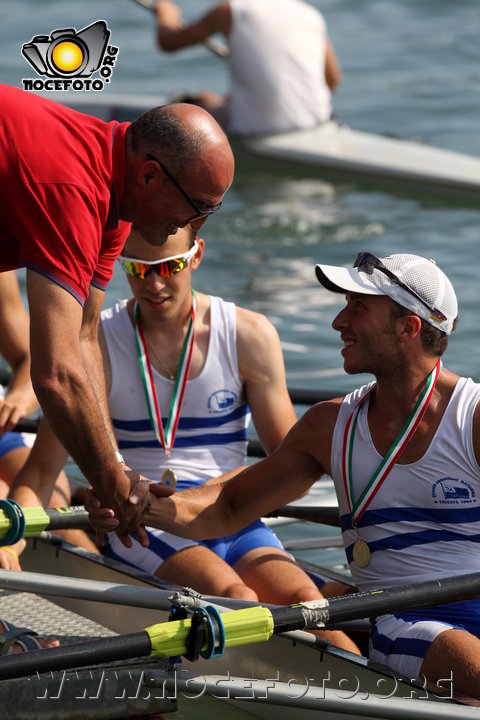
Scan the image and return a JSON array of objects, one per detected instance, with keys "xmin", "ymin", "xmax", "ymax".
[
  {"xmin": 44, "ymin": 506, "xmax": 91, "ymax": 532},
  {"xmin": 0, "ymin": 631, "xmax": 151, "ymax": 681},
  {"xmin": 0, "ymin": 501, "xmax": 341, "ymax": 544},
  {"xmin": 12, "ymin": 417, "xmax": 40, "ymax": 434},
  {"xmin": 312, "ymin": 572, "xmax": 480, "ymax": 627},
  {"xmin": 1, "ymin": 571, "xmax": 480, "ymax": 681},
  {"xmin": 265, "ymin": 505, "xmax": 340, "ymax": 527},
  {"xmin": 0, "ymin": 606, "xmax": 274, "ymax": 681}
]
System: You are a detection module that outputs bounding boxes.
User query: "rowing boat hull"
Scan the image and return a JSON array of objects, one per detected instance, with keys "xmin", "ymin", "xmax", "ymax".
[
  {"xmin": 17, "ymin": 535, "xmax": 471, "ymax": 719},
  {"xmin": 237, "ymin": 122, "xmax": 480, "ymax": 194}
]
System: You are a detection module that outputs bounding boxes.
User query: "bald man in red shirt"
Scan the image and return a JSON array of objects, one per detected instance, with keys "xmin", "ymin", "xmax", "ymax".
[{"xmin": 0, "ymin": 84, "xmax": 234, "ymax": 534}]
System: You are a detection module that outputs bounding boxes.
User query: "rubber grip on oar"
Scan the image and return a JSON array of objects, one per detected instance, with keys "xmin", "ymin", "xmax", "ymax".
[
  {"xmin": 0, "ymin": 499, "xmax": 26, "ymax": 544},
  {"xmin": 0, "ymin": 504, "xmax": 51, "ymax": 543},
  {"xmin": 146, "ymin": 606, "xmax": 273, "ymax": 658}
]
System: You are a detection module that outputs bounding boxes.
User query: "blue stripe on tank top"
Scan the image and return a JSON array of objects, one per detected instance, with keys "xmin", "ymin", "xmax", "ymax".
[
  {"xmin": 118, "ymin": 429, "xmax": 248, "ymax": 450},
  {"xmin": 112, "ymin": 404, "xmax": 249, "ymax": 432},
  {"xmin": 340, "ymin": 504, "xmax": 480, "ymax": 532},
  {"xmin": 345, "ymin": 529, "xmax": 480, "ymax": 563}
]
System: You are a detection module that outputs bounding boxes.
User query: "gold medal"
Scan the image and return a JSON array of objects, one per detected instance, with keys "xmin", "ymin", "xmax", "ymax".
[
  {"xmin": 352, "ymin": 538, "xmax": 371, "ymax": 568},
  {"xmin": 161, "ymin": 468, "xmax": 177, "ymax": 489}
]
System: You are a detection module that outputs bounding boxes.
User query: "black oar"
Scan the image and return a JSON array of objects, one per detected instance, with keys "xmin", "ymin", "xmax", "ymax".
[
  {"xmin": 132, "ymin": 0, "xmax": 230, "ymax": 59},
  {"xmin": 12, "ymin": 417, "xmax": 40, "ymax": 434},
  {"xmin": 289, "ymin": 387, "xmax": 343, "ymax": 404},
  {"xmin": 265, "ymin": 505, "xmax": 340, "ymax": 527},
  {"xmin": 0, "ymin": 503, "xmax": 341, "ymax": 544},
  {"xmin": 1, "ymin": 570, "xmax": 480, "ymax": 681}
]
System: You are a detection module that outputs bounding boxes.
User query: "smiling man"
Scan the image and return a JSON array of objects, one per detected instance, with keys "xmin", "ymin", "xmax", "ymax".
[
  {"xmin": 0, "ymin": 84, "xmax": 234, "ymax": 534},
  {"xmin": 89, "ymin": 251, "xmax": 480, "ymax": 699}
]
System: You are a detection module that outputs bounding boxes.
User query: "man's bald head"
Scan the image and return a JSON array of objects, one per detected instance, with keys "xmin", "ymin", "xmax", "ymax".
[
  {"xmin": 121, "ymin": 103, "xmax": 234, "ymax": 245},
  {"xmin": 128, "ymin": 102, "xmax": 234, "ymax": 174}
]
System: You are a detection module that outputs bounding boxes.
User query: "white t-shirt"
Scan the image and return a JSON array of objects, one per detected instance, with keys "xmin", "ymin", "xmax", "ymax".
[{"xmin": 227, "ymin": 0, "xmax": 332, "ymax": 135}]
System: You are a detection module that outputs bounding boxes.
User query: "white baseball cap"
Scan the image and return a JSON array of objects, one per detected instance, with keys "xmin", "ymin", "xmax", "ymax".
[{"xmin": 315, "ymin": 252, "xmax": 458, "ymax": 335}]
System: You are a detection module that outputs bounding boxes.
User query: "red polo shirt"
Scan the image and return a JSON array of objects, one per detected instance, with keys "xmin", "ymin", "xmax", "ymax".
[{"xmin": 0, "ymin": 84, "xmax": 131, "ymax": 305}]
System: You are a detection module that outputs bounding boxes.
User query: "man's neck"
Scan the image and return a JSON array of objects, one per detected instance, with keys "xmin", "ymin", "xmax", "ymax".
[
  {"xmin": 129, "ymin": 293, "xmax": 195, "ymax": 339},
  {"xmin": 372, "ymin": 357, "xmax": 442, "ymax": 417}
]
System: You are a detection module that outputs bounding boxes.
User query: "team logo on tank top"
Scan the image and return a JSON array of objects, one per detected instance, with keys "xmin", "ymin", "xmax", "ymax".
[
  {"xmin": 208, "ymin": 389, "xmax": 237, "ymax": 413},
  {"xmin": 432, "ymin": 477, "xmax": 475, "ymax": 504}
]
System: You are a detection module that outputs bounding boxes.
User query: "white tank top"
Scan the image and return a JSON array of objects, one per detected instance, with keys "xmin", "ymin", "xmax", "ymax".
[
  {"xmin": 101, "ymin": 295, "xmax": 251, "ymax": 485},
  {"xmin": 227, "ymin": 0, "xmax": 332, "ymax": 135},
  {"xmin": 330, "ymin": 376, "xmax": 480, "ymax": 590}
]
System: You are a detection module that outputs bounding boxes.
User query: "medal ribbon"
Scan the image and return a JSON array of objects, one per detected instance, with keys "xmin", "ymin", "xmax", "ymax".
[
  {"xmin": 342, "ymin": 359, "xmax": 442, "ymax": 526},
  {"xmin": 134, "ymin": 290, "xmax": 196, "ymax": 456}
]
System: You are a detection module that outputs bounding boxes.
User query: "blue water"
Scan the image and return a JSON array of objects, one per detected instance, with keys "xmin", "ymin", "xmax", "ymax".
[
  {"xmin": 2, "ymin": 0, "xmax": 480, "ymax": 390},
  {"xmin": 2, "ymin": 1, "xmax": 480, "ymax": 563}
]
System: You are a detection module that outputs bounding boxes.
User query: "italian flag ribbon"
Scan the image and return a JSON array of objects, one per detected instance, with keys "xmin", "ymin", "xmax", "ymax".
[
  {"xmin": 342, "ymin": 359, "xmax": 442, "ymax": 526},
  {"xmin": 133, "ymin": 290, "xmax": 196, "ymax": 456}
]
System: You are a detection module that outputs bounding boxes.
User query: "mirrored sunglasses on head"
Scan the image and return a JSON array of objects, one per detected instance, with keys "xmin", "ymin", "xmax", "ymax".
[
  {"xmin": 354, "ymin": 251, "xmax": 447, "ymax": 323},
  {"xmin": 118, "ymin": 240, "xmax": 199, "ymax": 280}
]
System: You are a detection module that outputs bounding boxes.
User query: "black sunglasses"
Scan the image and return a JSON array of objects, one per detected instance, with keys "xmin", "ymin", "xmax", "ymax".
[
  {"xmin": 147, "ymin": 153, "xmax": 223, "ymax": 222},
  {"xmin": 354, "ymin": 252, "xmax": 447, "ymax": 323}
]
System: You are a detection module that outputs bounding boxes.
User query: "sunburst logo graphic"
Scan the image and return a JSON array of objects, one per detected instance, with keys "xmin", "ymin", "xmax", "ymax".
[
  {"xmin": 22, "ymin": 20, "xmax": 119, "ymax": 92},
  {"xmin": 51, "ymin": 40, "xmax": 85, "ymax": 74}
]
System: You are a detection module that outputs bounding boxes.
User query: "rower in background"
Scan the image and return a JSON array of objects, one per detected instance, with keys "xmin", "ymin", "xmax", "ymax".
[{"xmin": 155, "ymin": 0, "xmax": 342, "ymax": 136}]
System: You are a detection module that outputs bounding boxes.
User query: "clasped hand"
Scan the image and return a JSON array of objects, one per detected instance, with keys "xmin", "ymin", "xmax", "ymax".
[{"xmin": 85, "ymin": 472, "xmax": 173, "ymax": 548}]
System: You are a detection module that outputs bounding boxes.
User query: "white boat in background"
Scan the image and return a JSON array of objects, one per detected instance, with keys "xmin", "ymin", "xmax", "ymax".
[
  {"xmin": 237, "ymin": 121, "xmax": 480, "ymax": 195},
  {"xmin": 55, "ymin": 93, "xmax": 480, "ymax": 196}
]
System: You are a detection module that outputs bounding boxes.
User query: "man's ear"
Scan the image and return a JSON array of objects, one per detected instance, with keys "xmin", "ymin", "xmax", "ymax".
[
  {"xmin": 143, "ymin": 156, "xmax": 161, "ymax": 185},
  {"xmin": 191, "ymin": 237, "xmax": 205, "ymax": 269},
  {"xmin": 397, "ymin": 313, "xmax": 422, "ymax": 344}
]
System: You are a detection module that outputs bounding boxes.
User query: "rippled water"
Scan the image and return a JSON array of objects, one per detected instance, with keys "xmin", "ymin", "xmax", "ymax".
[
  {"xmin": 2, "ymin": 0, "xmax": 480, "ymax": 566},
  {"xmin": 3, "ymin": 0, "xmax": 480, "ymax": 391}
]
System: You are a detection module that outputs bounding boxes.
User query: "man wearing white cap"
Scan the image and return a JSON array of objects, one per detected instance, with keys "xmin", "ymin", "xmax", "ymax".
[{"xmin": 90, "ymin": 251, "xmax": 480, "ymax": 699}]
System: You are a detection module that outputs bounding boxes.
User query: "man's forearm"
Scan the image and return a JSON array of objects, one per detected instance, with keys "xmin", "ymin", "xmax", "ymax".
[
  {"xmin": 145, "ymin": 468, "xmax": 258, "ymax": 540},
  {"xmin": 26, "ymin": 273, "xmax": 142, "ymax": 533},
  {"xmin": 80, "ymin": 329, "xmax": 120, "ymax": 452},
  {"xmin": 145, "ymin": 484, "xmax": 234, "ymax": 540},
  {"xmin": 34, "ymin": 368, "xmax": 139, "ymax": 533}
]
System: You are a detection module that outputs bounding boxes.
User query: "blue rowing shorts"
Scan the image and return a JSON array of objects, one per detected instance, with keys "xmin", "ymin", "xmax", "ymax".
[
  {"xmin": 370, "ymin": 599, "xmax": 480, "ymax": 680},
  {"xmin": 0, "ymin": 431, "xmax": 30, "ymax": 460},
  {"xmin": 106, "ymin": 518, "xmax": 284, "ymax": 576}
]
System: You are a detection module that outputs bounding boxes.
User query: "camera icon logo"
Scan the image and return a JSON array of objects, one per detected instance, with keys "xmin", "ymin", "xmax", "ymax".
[
  {"xmin": 22, "ymin": 20, "xmax": 119, "ymax": 92},
  {"xmin": 22, "ymin": 20, "xmax": 110, "ymax": 78}
]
